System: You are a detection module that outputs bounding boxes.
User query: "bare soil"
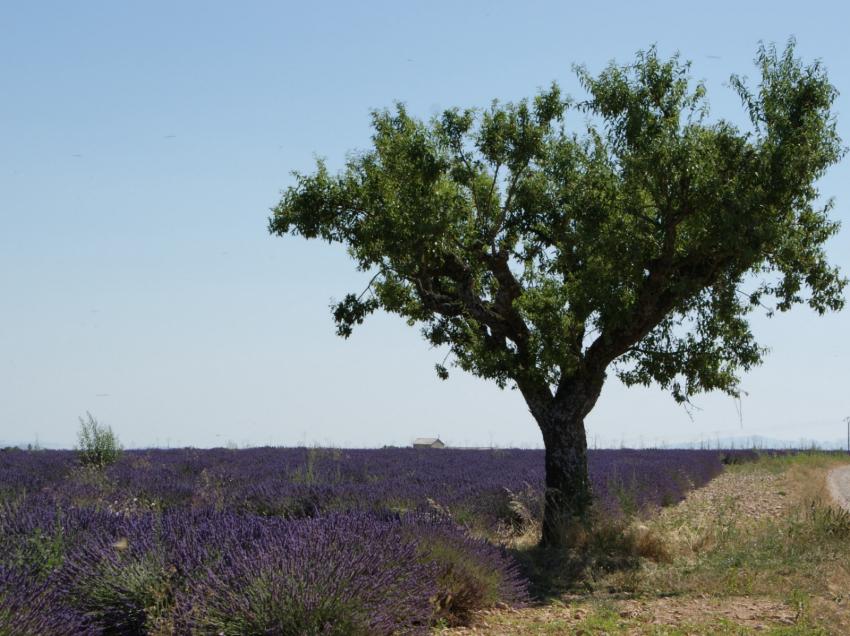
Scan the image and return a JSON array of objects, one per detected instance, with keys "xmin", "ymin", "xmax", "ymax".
[{"xmin": 439, "ymin": 595, "xmax": 798, "ymax": 634}]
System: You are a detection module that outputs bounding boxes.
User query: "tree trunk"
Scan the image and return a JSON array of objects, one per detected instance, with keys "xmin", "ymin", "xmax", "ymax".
[
  {"xmin": 522, "ymin": 375, "xmax": 604, "ymax": 548},
  {"xmin": 540, "ymin": 413, "xmax": 591, "ymax": 547}
]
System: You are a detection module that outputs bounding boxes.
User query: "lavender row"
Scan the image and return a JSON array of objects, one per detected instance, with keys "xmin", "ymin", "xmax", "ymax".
[
  {"xmin": 0, "ymin": 447, "xmax": 737, "ymax": 633},
  {"xmin": 0, "ymin": 448, "xmax": 729, "ymax": 525},
  {"xmin": 0, "ymin": 502, "xmax": 526, "ymax": 635}
]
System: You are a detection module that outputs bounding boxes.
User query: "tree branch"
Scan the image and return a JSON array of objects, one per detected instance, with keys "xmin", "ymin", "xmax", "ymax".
[
  {"xmin": 487, "ymin": 165, "xmax": 526, "ymax": 250},
  {"xmin": 356, "ymin": 270, "xmax": 383, "ymax": 301},
  {"xmin": 583, "ymin": 252, "xmax": 727, "ymax": 375}
]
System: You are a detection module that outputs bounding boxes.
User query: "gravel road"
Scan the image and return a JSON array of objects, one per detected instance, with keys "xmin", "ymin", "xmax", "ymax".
[{"xmin": 827, "ymin": 464, "xmax": 850, "ymax": 512}]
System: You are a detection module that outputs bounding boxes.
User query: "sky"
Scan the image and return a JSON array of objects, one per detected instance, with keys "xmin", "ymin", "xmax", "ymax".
[{"xmin": 1, "ymin": 0, "xmax": 849, "ymax": 449}]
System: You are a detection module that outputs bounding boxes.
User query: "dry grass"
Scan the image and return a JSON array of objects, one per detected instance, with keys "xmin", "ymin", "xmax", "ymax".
[{"xmin": 437, "ymin": 452, "xmax": 850, "ymax": 635}]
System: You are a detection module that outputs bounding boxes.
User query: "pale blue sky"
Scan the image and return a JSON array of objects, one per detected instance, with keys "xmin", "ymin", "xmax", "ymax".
[{"xmin": 1, "ymin": 1, "xmax": 848, "ymax": 448}]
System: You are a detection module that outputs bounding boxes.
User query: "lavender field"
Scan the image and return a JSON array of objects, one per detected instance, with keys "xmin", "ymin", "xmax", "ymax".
[{"xmin": 0, "ymin": 447, "xmax": 733, "ymax": 634}]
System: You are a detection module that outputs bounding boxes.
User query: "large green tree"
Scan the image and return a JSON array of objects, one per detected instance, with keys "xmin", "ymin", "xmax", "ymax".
[{"xmin": 270, "ymin": 42, "xmax": 845, "ymax": 546}]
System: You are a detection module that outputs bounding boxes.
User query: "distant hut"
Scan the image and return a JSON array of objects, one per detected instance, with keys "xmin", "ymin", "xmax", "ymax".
[{"xmin": 413, "ymin": 437, "xmax": 446, "ymax": 449}]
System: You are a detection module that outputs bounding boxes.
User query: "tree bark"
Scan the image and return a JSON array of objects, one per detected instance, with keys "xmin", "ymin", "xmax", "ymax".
[
  {"xmin": 522, "ymin": 375, "xmax": 604, "ymax": 548},
  {"xmin": 540, "ymin": 413, "xmax": 591, "ymax": 547}
]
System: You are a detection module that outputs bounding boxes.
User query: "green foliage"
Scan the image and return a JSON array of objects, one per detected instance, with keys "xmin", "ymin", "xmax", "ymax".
[
  {"xmin": 70, "ymin": 552, "xmax": 176, "ymax": 634},
  {"xmin": 76, "ymin": 412, "xmax": 122, "ymax": 469},
  {"xmin": 270, "ymin": 40, "xmax": 844, "ymax": 406},
  {"xmin": 793, "ymin": 500, "xmax": 850, "ymax": 542},
  {"xmin": 8, "ymin": 523, "xmax": 66, "ymax": 579},
  {"xmin": 419, "ymin": 538, "xmax": 504, "ymax": 625}
]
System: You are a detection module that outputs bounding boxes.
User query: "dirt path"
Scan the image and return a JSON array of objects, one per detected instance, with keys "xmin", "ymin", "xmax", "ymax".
[{"xmin": 827, "ymin": 464, "xmax": 850, "ymax": 511}]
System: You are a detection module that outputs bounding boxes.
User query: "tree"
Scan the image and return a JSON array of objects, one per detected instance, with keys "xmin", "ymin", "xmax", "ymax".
[{"xmin": 269, "ymin": 41, "xmax": 845, "ymax": 546}]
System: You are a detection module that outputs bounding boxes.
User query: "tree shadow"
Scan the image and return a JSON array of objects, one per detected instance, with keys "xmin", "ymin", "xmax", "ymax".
[{"xmin": 506, "ymin": 513, "xmax": 669, "ymax": 602}]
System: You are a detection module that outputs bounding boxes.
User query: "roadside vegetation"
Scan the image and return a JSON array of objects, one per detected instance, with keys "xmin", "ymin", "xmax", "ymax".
[{"xmin": 442, "ymin": 452, "xmax": 850, "ymax": 634}]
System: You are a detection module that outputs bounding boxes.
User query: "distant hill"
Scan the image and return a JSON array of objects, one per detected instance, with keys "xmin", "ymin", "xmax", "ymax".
[
  {"xmin": 0, "ymin": 440, "xmax": 68, "ymax": 450},
  {"xmin": 2, "ymin": 435, "xmax": 846, "ymax": 452},
  {"xmin": 668, "ymin": 435, "xmax": 847, "ymax": 451}
]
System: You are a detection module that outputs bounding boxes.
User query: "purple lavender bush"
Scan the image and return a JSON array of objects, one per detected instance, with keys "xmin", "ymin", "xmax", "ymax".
[
  {"xmin": 0, "ymin": 446, "xmax": 738, "ymax": 633},
  {"xmin": 184, "ymin": 513, "xmax": 437, "ymax": 635},
  {"xmin": 60, "ymin": 529, "xmax": 178, "ymax": 634},
  {"xmin": 1, "ymin": 501, "xmax": 526, "ymax": 634},
  {"xmin": 0, "ymin": 564, "xmax": 93, "ymax": 636}
]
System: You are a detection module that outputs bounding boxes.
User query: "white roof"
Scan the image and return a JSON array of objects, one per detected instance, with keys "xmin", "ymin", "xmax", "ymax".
[{"xmin": 413, "ymin": 437, "xmax": 442, "ymax": 444}]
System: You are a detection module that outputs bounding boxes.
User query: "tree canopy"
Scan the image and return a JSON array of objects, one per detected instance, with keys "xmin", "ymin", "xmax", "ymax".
[{"xmin": 271, "ymin": 41, "xmax": 844, "ymax": 410}]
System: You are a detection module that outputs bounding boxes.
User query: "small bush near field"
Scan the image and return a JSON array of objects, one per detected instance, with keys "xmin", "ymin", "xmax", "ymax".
[{"xmin": 76, "ymin": 412, "xmax": 122, "ymax": 469}]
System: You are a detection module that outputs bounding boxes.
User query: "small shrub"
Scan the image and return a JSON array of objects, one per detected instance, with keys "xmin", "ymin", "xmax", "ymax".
[
  {"xmin": 0, "ymin": 565, "xmax": 89, "ymax": 636},
  {"xmin": 629, "ymin": 523, "xmax": 670, "ymax": 562},
  {"xmin": 17, "ymin": 526, "xmax": 66, "ymax": 576},
  {"xmin": 794, "ymin": 500, "xmax": 850, "ymax": 542},
  {"xmin": 495, "ymin": 485, "xmax": 541, "ymax": 538},
  {"xmin": 0, "ymin": 501, "xmax": 70, "ymax": 578},
  {"xmin": 76, "ymin": 412, "xmax": 122, "ymax": 469},
  {"xmin": 196, "ymin": 572, "xmax": 375, "ymax": 636},
  {"xmin": 720, "ymin": 449, "xmax": 760, "ymax": 465},
  {"xmin": 413, "ymin": 519, "xmax": 528, "ymax": 625},
  {"xmin": 186, "ymin": 513, "xmax": 436, "ymax": 636},
  {"xmin": 66, "ymin": 549, "xmax": 176, "ymax": 634}
]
